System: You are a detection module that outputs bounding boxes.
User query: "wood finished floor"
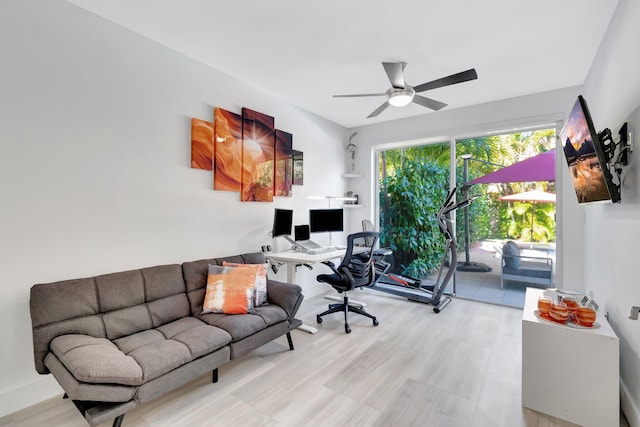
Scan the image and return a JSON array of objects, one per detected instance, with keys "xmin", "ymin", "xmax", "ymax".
[{"xmin": 0, "ymin": 290, "xmax": 627, "ymax": 427}]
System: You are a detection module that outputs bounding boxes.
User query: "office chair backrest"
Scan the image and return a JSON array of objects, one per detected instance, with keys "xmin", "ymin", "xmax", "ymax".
[
  {"xmin": 361, "ymin": 219, "xmax": 377, "ymax": 247},
  {"xmin": 338, "ymin": 231, "xmax": 379, "ymax": 289},
  {"xmin": 362, "ymin": 219, "xmax": 375, "ymax": 232}
]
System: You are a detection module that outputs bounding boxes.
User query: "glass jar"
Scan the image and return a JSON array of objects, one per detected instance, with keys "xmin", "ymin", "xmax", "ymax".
[{"xmin": 549, "ymin": 300, "xmax": 569, "ymax": 323}]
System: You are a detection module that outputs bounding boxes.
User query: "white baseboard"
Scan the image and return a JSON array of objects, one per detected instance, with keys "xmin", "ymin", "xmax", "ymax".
[
  {"xmin": 0, "ymin": 376, "xmax": 62, "ymax": 418},
  {"xmin": 621, "ymin": 378, "xmax": 639, "ymax": 427}
]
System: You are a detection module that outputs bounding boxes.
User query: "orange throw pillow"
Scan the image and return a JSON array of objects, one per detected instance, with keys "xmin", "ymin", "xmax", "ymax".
[
  {"xmin": 222, "ymin": 262, "xmax": 268, "ymax": 306},
  {"xmin": 203, "ymin": 265, "xmax": 256, "ymax": 314}
]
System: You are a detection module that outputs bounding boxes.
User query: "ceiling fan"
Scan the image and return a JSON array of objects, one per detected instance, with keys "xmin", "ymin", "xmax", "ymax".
[{"xmin": 333, "ymin": 62, "xmax": 478, "ymax": 118}]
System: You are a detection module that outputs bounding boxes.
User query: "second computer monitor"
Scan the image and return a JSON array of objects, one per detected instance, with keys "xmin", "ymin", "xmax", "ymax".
[
  {"xmin": 309, "ymin": 208, "xmax": 344, "ymax": 233},
  {"xmin": 272, "ymin": 208, "xmax": 293, "ymax": 237}
]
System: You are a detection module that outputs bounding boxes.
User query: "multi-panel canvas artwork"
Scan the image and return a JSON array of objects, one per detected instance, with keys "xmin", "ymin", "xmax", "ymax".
[
  {"xmin": 241, "ymin": 108, "xmax": 275, "ymax": 202},
  {"xmin": 213, "ymin": 108, "xmax": 243, "ymax": 192},
  {"xmin": 293, "ymin": 150, "xmax": 304, "ymax": 185},
  {"xmin": 191, "ymin": 118, "xmax": 214, "ymax": 170},
  {"xmin": 275, "ymin": 130, "xmax": 293, "ymax": 197},
  {"xmin": 190, "ymin": 106, "xmax": 303, "ymax": 201}
]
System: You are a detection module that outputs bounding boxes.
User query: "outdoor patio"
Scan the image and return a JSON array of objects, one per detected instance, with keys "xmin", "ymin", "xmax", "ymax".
[{"xmin": 449, "ymin": 240, "xmax": 556, "ymax": 309}]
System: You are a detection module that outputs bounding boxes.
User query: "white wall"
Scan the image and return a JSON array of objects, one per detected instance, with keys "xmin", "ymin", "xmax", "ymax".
[
  {"xmin": 0, "ymin": 0, "xmax": 349, "ymax": 416},
  {"xmin": 580, "ymin": 0, "xmax": 640, "ymax": 424},
  {"xmin": 345, "ymin": 87, "xmax": 584, "ymax": 291}
]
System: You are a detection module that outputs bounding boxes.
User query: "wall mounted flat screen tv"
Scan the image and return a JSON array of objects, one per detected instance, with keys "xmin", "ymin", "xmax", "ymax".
[
  {"xmin": 560, "ymin": 95, "xmax": 620, "ymax": 204},
  {"xmin": 272, "ymin": 208, "xmax": 293, "ymax": 237},
  {"xmin": 309, "ymin": 209, "xmax": 344, "ymax": 233}
]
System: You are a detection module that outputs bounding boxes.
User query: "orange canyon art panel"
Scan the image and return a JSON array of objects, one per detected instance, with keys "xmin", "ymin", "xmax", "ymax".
[
  {"xmin": 190, "ymin": 118, "xmax": 214, "ymax": 170},
  {"xmin": 213, "ymin": 108, "xmax": 243, "ymax": 192}
]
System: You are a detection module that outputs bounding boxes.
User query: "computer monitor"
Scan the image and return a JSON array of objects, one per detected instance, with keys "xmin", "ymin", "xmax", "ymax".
[
  {"xmin": 294, "ymin": 225, "xmax": 310, "ymax": 241},
  {"xmin": 309, "ymin": 209, "xmax": 344, "ymax": 233},
  {"xmin": 272, "ymin": 208, "xmax": 293, "ymax": 237}
]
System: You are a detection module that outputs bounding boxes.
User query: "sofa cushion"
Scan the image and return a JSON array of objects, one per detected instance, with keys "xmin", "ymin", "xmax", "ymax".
[
  {"xmin": 96, "ymin": 270, "xmax": 145, "ymax": 312},
  {"xmin": 197, "ymin": 305, "xmax": 287, "ymax": 341},
  {"xmin": 103, "ymin": 305, "xmax": 153, "ymax": 340},
  {"xmin": 203, "ymin": 265, "xmax": 256, "ymax": 314},
  {"xmin": 502, "ymin": 241, "xmax": 521, "ymax": 268},
  {"xmin": 155, "ymin": 317, "xmax": 232, "ymax": 359},
  {"xmin": 50, "ymin": 335, "xmax": 143, "ymax": 386},
  {"xmin": 113, "ymin": 318, "xmax": 232, "ymax": 381},
  {"xmin": 127, "ymin": 340, "xmax": 192, "ymax": 383}
]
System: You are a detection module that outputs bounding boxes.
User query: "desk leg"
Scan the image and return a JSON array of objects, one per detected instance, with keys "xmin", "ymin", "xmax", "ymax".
[
  {"xmin": 285, "ymin": 261, "xmax": 296, "ymax": 284},
  {"xmin": 283, "ymin": 262, "xmax": 318, "ymax": 334}
]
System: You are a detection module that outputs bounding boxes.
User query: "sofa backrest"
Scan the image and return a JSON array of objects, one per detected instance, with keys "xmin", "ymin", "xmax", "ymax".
[
  {"xmin": 30, "ymin": 264, "xmax": 189, "ymax": 374},
  {"xmin": 182, "ymin": 252, "xmax": 265, "ymax": 316}
]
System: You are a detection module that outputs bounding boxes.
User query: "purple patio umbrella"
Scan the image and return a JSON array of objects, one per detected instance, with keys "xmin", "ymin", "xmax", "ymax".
[
  {"xmin": 468, "ymin": 149, "xmax": 556, "ymax": 185},
  {"xmin": 459, "ymin": 150, "xmax": 556, "ymax": 268}
]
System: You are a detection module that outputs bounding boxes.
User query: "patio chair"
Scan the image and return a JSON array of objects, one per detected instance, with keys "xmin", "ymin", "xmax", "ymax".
[{"xmin": 498, "ymin": 241, "xmax": 553, "ymax": 289}]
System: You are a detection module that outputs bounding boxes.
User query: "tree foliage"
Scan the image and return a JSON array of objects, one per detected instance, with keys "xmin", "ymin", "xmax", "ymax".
[{"xmin": 380, "ymin": 147, "xmax": 449, "ymax": 278}]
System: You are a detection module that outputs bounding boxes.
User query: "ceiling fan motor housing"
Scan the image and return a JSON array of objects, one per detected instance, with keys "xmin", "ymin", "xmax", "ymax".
[{"xmin": 387, "ymin": 87, "xmax": 415, "ymax": 107}]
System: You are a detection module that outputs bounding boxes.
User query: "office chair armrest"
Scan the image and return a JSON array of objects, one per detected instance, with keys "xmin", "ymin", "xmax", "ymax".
[{"xmin": 321, "ymin": 260, "xmax": 338, "ymax": 273}]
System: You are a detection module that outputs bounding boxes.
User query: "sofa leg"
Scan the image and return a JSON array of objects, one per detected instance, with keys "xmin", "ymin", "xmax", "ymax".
[
  {"xmin": 286, "ymin": 331, "xmax": 294, "ymax": 351},
  {"xmin": 212, "ymin": 368, "xmax": 218, "ymax": 383},
  {"xmin": 62, "ymin": 393, "xmax": 68, "ymax": 399},
  {"xmin": 112, "ymin": 414, "xmax": 125, "ymax": 427}
]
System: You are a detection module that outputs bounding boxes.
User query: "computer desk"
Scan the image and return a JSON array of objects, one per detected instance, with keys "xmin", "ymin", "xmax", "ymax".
[
  {"xmin": 265, "ymin": 248, "xmax": 346, "ymax": 283},
  {"xmin": 266, "ymin": 248, "xmax": 363, "ymax": 334}
]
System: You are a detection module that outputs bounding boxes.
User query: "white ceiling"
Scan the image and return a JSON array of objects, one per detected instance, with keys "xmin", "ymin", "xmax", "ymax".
[{"xmin": 64, "ymin": 0, "xmax": 618, "ymax": 129}]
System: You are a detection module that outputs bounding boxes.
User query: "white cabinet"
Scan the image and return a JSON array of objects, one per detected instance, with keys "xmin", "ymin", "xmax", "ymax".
[{"xmin": 522, "ymin": 288, "xmax": 619, "ymax": 427}]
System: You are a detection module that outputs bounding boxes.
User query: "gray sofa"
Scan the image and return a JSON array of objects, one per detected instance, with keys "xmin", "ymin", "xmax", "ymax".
[{"xmin": 29, "ymin": 252, "xmax": 303, "ymax": 427}]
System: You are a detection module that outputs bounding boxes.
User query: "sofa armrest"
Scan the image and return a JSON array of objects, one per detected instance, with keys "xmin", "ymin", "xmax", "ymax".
[{"xmin": 266, "ymin": 280, "xmax": 303, "ymax": 322}]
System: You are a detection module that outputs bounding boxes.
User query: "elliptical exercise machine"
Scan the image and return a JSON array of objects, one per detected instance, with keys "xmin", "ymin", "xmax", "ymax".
[{"xmin": 369, "ymin": 188, "xmax": 476, "ymax": 313}]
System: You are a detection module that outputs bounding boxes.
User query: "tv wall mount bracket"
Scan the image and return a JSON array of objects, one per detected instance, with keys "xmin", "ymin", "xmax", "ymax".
[{"xmin": 598, "ymin": 122, "xmax": 633, "ymax": 188}]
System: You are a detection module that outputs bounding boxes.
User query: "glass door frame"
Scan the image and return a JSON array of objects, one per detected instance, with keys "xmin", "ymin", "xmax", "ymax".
[{"xmin": 370, "ymin": 120, "xmax": 564, "ymax": 287}]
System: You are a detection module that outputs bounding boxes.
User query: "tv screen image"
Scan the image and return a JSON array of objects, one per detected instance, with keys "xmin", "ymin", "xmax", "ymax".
[
  {"xmin": 272, "ymin": 208, "xmax": 293, "ymax": 237},
  {"xmin": 560, "ymin": 96, "xmax": 619, "ymax": 204},
  {"xmin": 309, "ymin": 209, "xmax": 344, "ymax": 233}
]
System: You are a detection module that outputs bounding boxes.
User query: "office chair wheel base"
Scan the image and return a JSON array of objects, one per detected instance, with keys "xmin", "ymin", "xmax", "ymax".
[
  {"xmin": 345, "ymin": 324, "xmax": 351, "ymax": 334},
  {"xmin": 316, "ymin": 315, "xmax": 323, "ymax": 324},
  {"xmin": 373, "ymin": 318, "xmax": 379, "ymax": 326}
]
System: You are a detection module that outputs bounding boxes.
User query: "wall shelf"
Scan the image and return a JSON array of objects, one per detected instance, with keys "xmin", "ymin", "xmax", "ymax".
[{"xmin": 341, "ymin": 172, "xmax": 362, "ymax": 178}]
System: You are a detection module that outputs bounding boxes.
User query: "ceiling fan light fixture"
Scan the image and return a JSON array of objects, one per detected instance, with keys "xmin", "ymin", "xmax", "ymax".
[{"xmin": 387, "ymin": 88, "xmax": 415, "ymax": 107}]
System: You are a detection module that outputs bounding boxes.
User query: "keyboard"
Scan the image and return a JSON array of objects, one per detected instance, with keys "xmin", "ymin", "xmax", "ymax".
[
  {"xmin": 299, "ymin": 239, "xmax": 322, "ymax": 249},
  {"xmin": 307, "ymin": 247, "xmax": 338, "ymax": 255}
]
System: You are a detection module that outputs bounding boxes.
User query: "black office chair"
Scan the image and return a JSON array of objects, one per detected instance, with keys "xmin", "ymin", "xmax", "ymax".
[{"xmin": 316, "ymin": 231, "xmax": 380, "ymax": 334}]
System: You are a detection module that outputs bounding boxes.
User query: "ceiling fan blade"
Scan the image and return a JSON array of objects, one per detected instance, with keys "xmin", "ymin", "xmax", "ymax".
[
  {"xmin": 382, "ymin": 62, "xmax": 406, "ymax": 89},
  {"xmin": 412, "ymin": 94, "xmax": 447, "ymax": 111},
  {"xmin": 413, "ymin": 68, "xmax": 478, "ymax": 93},
  {"xmin": 367, "ymin": 102, "xmax": 390, "ymax": 118},
  {"xmin": 333, "ymin": 93, "xmax": 387, "ymax": 98}
]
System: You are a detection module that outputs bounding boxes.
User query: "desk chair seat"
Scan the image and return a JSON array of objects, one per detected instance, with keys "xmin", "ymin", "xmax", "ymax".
[{"xmin": 316, "ymin": 231, "xmax": 380, "ymax": 334}]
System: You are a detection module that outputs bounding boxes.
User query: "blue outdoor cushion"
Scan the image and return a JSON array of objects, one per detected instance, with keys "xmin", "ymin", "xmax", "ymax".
[{"xmin": 502, "ymin": 241, "xmax": 521, "ymax": 268}]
